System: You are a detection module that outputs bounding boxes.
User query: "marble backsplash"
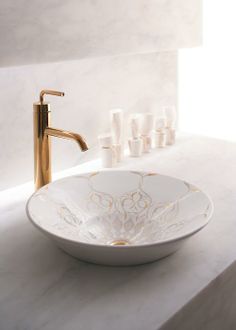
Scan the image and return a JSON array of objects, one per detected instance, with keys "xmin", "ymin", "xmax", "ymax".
[
  {"xmin": 0, "ymin": 51, "xmax": 177, "ymax": 190},
  {"xmin": 0, "ymin": 0, "xmax": 201, "ymax": 67}
]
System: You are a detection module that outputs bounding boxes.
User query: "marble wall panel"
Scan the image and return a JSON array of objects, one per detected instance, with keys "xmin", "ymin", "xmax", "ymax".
[
  {"xmin": 0, "ymin": 51, "xmax": 177, "ymax": 190},
  {"xmin": 0, "ymin": 0, "xmax": 201, "ymax": 66}
]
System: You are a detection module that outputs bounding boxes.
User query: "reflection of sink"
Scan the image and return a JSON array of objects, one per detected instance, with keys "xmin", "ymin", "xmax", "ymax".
[{"xmin": 26, "ymin": 171, "xmax": 213, "ymax": 266}]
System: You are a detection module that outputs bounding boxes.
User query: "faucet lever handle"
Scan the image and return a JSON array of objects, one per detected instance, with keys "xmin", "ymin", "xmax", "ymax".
[{"xmin": 40, "ymin": 90, "xmax": 65, "ymax": 104}]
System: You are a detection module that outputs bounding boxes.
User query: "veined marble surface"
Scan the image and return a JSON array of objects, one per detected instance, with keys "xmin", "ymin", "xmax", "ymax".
[
  {"xmin": 160, "ymin": 261, "xmax": 236, "ymax": 330},
  {"xmin": 0, "ymin": 51, "xmax": 177, "ymax": 190},
  {"xmin": 0, "ymin": 0, "xmax": 202, "ymax": 66},
  {"xmin": 1, "ymin": 134, "xmax": 236, "ymax": 330}
]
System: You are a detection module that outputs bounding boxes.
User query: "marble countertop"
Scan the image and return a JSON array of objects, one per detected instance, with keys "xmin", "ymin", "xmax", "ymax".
[{"xmin": 1, "ymin": 134, "xmax": 236, "ymax": 330}]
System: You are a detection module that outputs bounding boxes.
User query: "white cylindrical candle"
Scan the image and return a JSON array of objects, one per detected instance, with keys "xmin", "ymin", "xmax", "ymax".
[
  {"xmin": 128, "ymin": 138, "xmax": 143, "ymax": 157},
  {"xmin": 166, "ymin": 128, "xmax": 176, "ymax": 145},
  {"xmin": 154, "ymin": 131, "xmax": 166, "ymax": 148},
  {"xmin": 141, "ymin": 135, "xmax": 152, "ymax": 153},
  {"xmin": 98, "ymin": 133, "xmax": 116, "ymax": 167},
  {"xmin": 155, "ymin": 116, "xmax": 167, "ymax": 131},
  {"xmin": 101, "ymin": 148, "xmax": 115, "ymax": 167},
  {"xmin": 141, "ymin": 112, "xmax": 155, "ymax": 136},
  {"xmin": 110, "ymin": 109, "xmax": 123, "ymax": 143},
  {"xmin": 110, "ymin": 109, "xmax": 124, "ymax": 161},
  {"xmin": 98, "ymin": 133, "xmax": 113, "ymax": 148},
  {"xmin": 130, "ymin": 114, "xmax": 141, "ymax": 139},
  {"xmin": 113, "ymin": 144, "xmax": 122, "ymax": 162}
]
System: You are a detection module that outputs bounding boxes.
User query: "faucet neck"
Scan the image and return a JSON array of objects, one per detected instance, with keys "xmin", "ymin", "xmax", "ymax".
[
  {"xmin": 33, "ymin": 102, "xmax": 52, "ymax": 190},
  {"xmin": 33, "ymin": 93, "xmax": 88, "ymax": 191}
]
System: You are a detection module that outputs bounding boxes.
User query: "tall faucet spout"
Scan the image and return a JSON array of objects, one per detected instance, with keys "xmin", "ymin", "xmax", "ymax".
[
  {"xmin": 45, "ymin": 127, "xmax": 88, "ymax": 151},
  {"xmin": 33, "ymin": 89, "xmax": 89, "ymax": 190}
]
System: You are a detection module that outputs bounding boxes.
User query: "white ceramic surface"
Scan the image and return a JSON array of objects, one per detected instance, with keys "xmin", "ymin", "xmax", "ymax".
[{"xmin": 26, "ymin": 171, "xmax": 213, "ymax": 266}]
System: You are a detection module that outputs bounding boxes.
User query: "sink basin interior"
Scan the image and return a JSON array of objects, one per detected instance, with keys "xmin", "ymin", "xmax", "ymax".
[{"xmin": 27, "ymin": 171, "xmax": 213, "ymax": 247}]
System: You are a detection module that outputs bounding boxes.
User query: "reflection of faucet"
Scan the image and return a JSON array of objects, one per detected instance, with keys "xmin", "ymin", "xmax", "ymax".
[{"xmin": 33, "ymin": 90, "xmax": 88, "ymax": 190}]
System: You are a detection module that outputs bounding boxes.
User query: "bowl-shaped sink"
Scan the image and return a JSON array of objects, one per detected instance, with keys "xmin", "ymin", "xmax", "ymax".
[{"xmin": 26, "ymin": 171, "xmax": 213, "ymax": 266}]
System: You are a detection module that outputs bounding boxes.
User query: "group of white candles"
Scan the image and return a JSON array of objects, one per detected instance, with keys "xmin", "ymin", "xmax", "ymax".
[{"xmin": 98, "ymin": 106, "xmax": 177, "ymax": 167}]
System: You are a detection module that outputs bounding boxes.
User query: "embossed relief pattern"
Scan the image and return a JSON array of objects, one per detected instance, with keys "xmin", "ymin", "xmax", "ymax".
[{"xmin": 29, "ymin": 172, "xmax": 211, "ymax": 245}]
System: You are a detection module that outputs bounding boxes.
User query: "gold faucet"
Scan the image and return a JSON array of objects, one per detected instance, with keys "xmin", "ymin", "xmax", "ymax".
[{"xmin": 33, "ymin": 90, "xmax": 88, "ymax": 190}]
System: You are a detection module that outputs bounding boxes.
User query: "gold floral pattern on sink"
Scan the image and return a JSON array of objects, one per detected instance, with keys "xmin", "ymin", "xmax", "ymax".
[{"xmin": 28, "ymin": 171, "xmax": 212, "ymax": 246}]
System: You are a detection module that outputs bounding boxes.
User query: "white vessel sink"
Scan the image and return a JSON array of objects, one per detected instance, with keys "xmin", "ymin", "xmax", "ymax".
[{"xmin": 26, "ymin": 171, "xmax": 213, "ymax": 266}]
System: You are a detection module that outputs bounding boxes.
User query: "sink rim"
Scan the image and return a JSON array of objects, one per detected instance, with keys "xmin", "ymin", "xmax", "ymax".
[{"xmin": 26, "ymin": 170, "xmax": 214, "ymax": 249}]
